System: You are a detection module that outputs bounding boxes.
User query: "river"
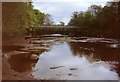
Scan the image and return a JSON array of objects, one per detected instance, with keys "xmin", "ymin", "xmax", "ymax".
[{"xmin": 6, "ymin": 34, "xmax": 120, "ymax": 80}]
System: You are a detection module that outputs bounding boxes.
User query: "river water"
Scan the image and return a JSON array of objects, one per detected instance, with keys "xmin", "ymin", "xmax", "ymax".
[{"xmin": 7, "ymin": 34, "xmax": 120, "ymax": 80}]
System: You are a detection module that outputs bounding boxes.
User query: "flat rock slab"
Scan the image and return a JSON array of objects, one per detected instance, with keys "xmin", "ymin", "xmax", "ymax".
[
  {"xmin": 30, "ymin": 47, "xmax": 49, "ymax": 50},
  {"xmin": 50, "ymin": 66, "xmax": 64, "ymax": 69},
  {"xmin": 70, "ymin": 68, "xmax": 78, "ymax": 70}
]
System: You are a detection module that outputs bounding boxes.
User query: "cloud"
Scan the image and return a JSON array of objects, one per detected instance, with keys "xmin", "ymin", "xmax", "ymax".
[{"xmin": 32, "ymin": 0, "xmax": 110, "ymax": 24}]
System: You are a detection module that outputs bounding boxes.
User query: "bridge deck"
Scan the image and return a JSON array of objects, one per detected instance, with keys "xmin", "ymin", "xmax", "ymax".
[{"xmin": 35, "ymin": 26, "xmax": 79, "ymax": 28}]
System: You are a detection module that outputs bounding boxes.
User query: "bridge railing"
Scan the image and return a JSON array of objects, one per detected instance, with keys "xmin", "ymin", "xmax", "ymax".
[{"xmin": 35, "ymin": 26, "xmax": 79, "ymax": 28}]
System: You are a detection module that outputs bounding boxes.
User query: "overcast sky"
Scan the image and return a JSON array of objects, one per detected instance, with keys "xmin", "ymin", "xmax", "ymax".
[{"xmin": 32, "ymin": 0, "xmax": 111, "ymax": 25}]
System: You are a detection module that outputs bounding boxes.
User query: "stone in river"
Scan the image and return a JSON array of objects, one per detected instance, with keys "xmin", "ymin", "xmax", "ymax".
[
  {"xmin": 110, "ymin": 44, "xmax": 119, "ymax": 48},
  {"xmin": 68, "ymin": 73, "xmax": 73, "ymax": 76},
  {"xmin": 70, "ymin": 68, "xmax": 78, "ymax": 70},
  {"xmin": 30, "ymin": 54, "xmax": 39, "ymax": 61},
  {"xmin": 50, "ymin": 66, "xmax": 64, "ymax": 69}
]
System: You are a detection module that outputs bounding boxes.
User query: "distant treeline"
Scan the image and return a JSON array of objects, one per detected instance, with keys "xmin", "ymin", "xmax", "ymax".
[
  {"xmin": 32, "ymin": 27, "xmax": 79, "ymax": 36},
  {"xmin": 68, "ymin": 2, "xmax": 120, "ymax": 39},
  {"xmin": 33, "ymin": 2, "xmax": 120, "ymax": 39}
]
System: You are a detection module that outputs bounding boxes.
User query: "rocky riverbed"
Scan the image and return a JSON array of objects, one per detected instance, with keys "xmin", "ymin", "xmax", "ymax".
[{"xmin": 2, "ymin": 34, "xmax": 120, "ymax": 80}]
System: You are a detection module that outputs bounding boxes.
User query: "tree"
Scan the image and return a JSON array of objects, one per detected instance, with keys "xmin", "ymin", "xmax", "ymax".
[
  {"xmin": 88, "ymin": 5, "xmax": 102, "ymax": 16},
  {"xmin": 33, "ymin": 9, "xmax": 45, "ymax": 26},
  {"xmin": 44, "ymin": 14, "xmax": 54, "ymax": 26},
  {"xmin": 2, "ymin": 2, "xmax": 32, "ymax": 36},
  {"xmin": 68, "ymin": 3, "xmax": 119, "ymax": 38},
  {"xmin": 59, "ymin": 21, "xmax": 65, "ymax": 26},
  {"xmin": 68, "ymin": 11, "xmax": 81, "ymax": 26},
  {"xmin": 2, "ymin": 2, "xmax": 45, "ymax": 37}
]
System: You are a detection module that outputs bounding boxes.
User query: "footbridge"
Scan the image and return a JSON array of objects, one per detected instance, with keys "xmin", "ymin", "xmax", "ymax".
[{"xmin": 35, "ymin": 26, "xmax": 79, "ymax": 28}]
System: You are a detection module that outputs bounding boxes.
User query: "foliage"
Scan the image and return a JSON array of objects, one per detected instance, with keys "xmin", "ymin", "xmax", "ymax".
[
  {"xmin": 54, "ymin": 21, "xmax": 65, "ymax": 26},
  {"xmin": 43, "ymin": 14, "xmax": 54, "ymax": 26},
  {"xmin": 68, "ymin": 2, "xmax": 119, "ymax": 38},
  {"xmin": 59, "ymin": 21, "xmax": 65, "ymax": 26},
  {"xmin": 2, "ymin": 2, "xmax": 45, "ymax": 37},
  {"xmin": 33, "ymin": 9, "xmax": 45, "ymax": 26}
]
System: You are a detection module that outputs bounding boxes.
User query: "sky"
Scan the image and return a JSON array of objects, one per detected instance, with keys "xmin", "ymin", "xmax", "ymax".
[{"xmin": 32, "ymin": 0, "xmax": 111, "ymax": 25}]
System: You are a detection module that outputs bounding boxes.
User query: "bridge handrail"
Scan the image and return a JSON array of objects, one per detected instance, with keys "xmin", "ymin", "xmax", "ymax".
[{"xmin": 34, "ymin": 26, "xmax": 79, "ymax": 28}]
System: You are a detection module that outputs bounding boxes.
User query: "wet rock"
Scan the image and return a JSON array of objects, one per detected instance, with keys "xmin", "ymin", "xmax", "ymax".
[
  {"xmin": 46, "ymin": 40, "xmax": 54, "ymax": 43},
  {"xmin": 32, "ymin": 40, "xmax": 43, "ymax": 44},
  {"xmin": 12, "ymin": 51, "xmax": 29, "ymax": 54},
  {"xmin": 41, "ymin": 43, "xmax": 48, "ymax": 47},
  {"xmin": 40, "ymin": 78, "xmax": 47, "ymax": 80},
  {"xmin": 68, "ymin": 73, "xmax": 73, "ymax": 76},
  {"xmin": 30, "ymin": 54, "xmax": 39, "ymax": 61},
  {"xmin": 33, "ymin": 69, "xmax": 39, "ymax": 72},
  {"xmin": 13, "ymin": 74, "xmax": 17, "ymax": 76},
  {"xmin": 56, "ymin": 72, "xmax": 64, "ymax": 76},
  {"xmin": 110, "ymin": 44, "xmax": 119, "ymax": 48},
  {"xmin": 25, "ymin": 36, "xmax": 32, "ymax": 40},
  {"xmin": 30, "ymin": 74, "xmax": 34, "ymax": 77},
  {"xmin": 56, "ymin": 74, "xmax": 61, "ymax": 76},
  {"xmin": 28, "ymin": 47, "xmax": 49, "ymax": 55},
  {"xmin": 48, "ymin": 78, "xmax": 59, "ymax": 80},
  {"xmin": 32, "ymin": 47, "xmax": 49, "ymax": 51},
  {"xmin": 69, "ymin": 40, "xmax": 78, "ymax": 42},
  {"xmin": 2, "ymin": 54, "xmax": 10, "ymax": 59},
  {"xmin": 68, "ymin": 73, "xmax": 77, "ymax": 76},
  {"xmin": 70, "ymin": 68, "xmax": 78, "ymax": 70},
  {"xmin": 50, "ymin": 66, "xmax": 64, "ymax": 69}
]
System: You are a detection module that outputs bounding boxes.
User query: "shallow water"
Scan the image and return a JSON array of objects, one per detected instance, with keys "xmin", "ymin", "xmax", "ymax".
[
  {"xmin": 32, "ymin": 42, "xmax": 119, "ymax": 80},
  {"xmin": 6, "ymin": 34, "xmax": 120, "ymax": 80}
]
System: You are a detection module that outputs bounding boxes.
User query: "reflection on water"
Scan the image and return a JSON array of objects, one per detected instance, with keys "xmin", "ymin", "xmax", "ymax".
[
  {"xmin": 32, "ymin": 42, "xmax": 118, "ymax": 80},
  {"xmin": 69, "ymin": 42, "xmax": 119, "ymax": 62}
]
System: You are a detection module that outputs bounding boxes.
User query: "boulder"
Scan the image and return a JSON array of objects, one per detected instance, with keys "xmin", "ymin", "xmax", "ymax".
[
  {"xmin": 50, "ymin": 66, "xmax": 64, "ymax": 69},
  {"xmin": 30, "ymin": 54, "xmax": 39, "ymax": 61},
  {"xmin": 70, "ymin": 68, "xmax": 78, "ymax": 70}
]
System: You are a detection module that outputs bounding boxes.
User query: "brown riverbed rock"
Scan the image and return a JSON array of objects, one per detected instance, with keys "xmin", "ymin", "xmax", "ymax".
[
  {"xmin": 30, "ymin": 54, "xmax": 39, "ymax": 61},
  {"xmin": 28, "ymin": 47, "xmax": 49, "ymax": 54},
  {"xmin": 70, "ymin": 68, "xmax": 78, "ymax": 70},
  {"xmin": 50, "ymin": 66, "xmax": 64, "ymax": 69},
  {"xmin": 32, "ymin": 47, "xmax": 49, "ymax": 51},
  {"xmin": 31, "ymin": 40, "xmax": 43, "ymax": 44}
]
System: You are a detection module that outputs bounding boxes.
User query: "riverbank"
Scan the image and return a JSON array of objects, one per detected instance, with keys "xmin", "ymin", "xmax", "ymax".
[{"xmin": 2, "ymin": 35, "xmax": 35, "ymax": 80}]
